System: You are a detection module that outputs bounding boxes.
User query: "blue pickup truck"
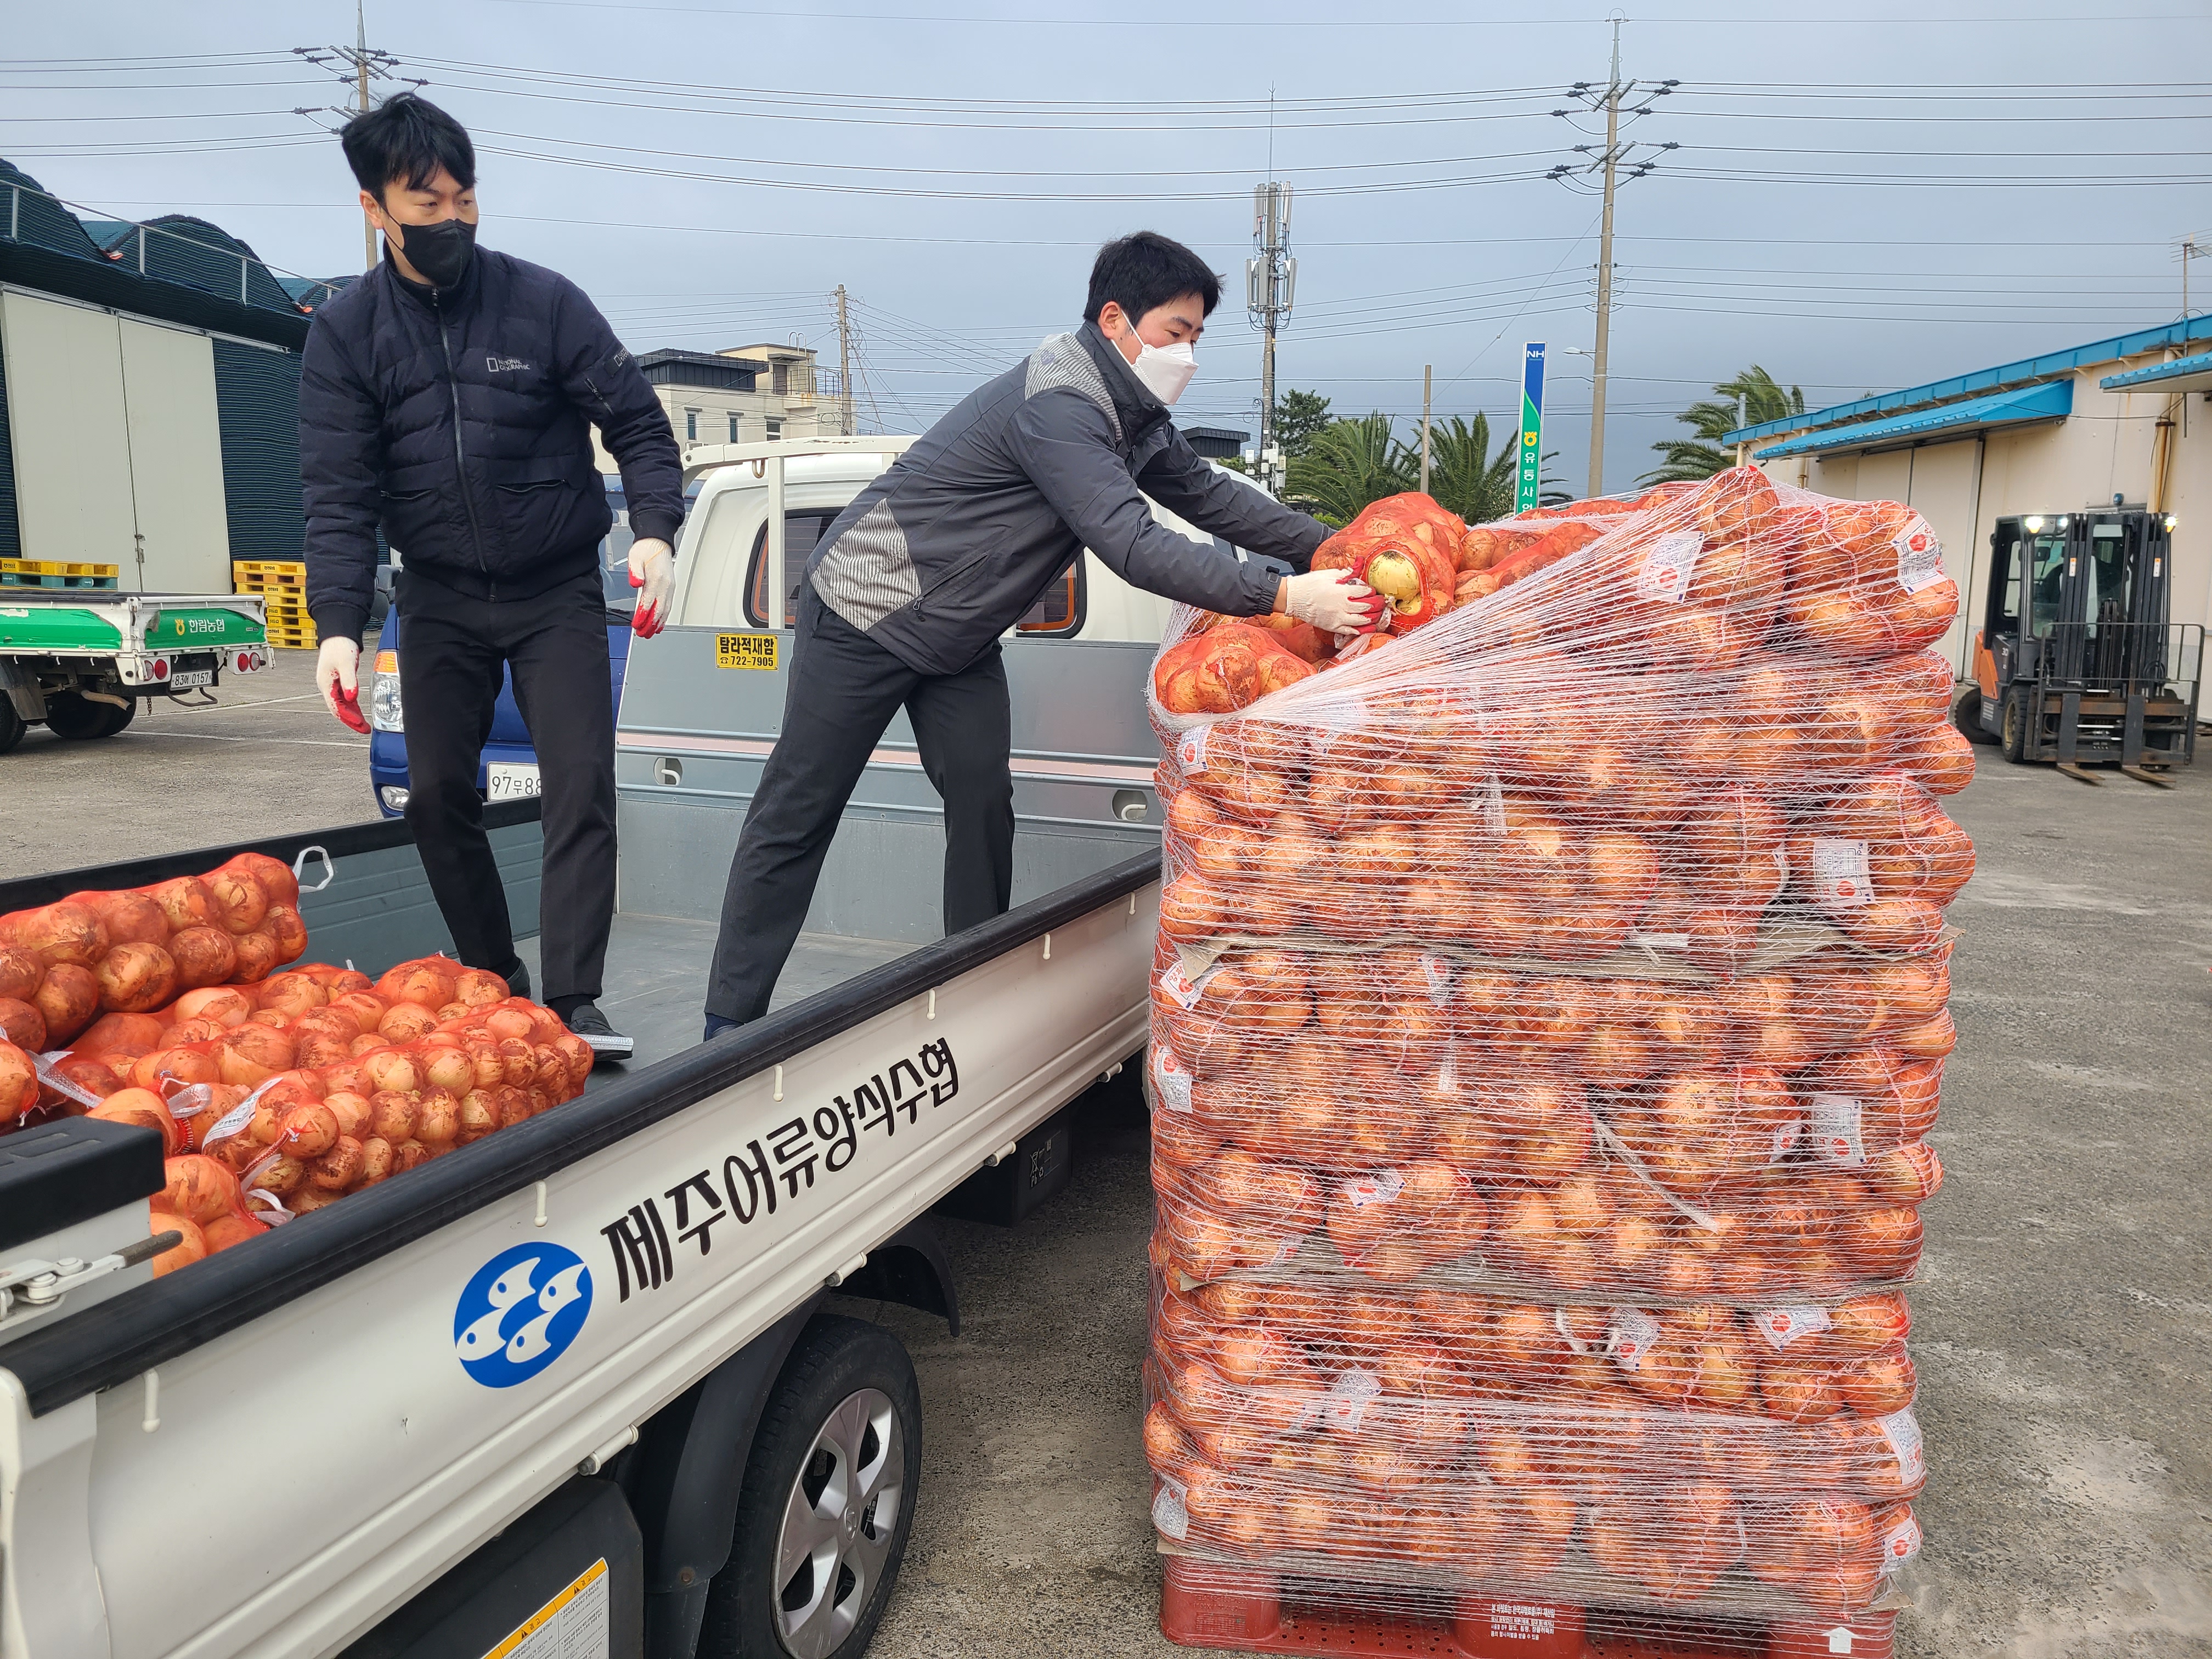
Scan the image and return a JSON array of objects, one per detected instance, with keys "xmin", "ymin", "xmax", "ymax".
[{"xmin": 366, "ymin": 481, "xmax": 672, "ymax": 817}]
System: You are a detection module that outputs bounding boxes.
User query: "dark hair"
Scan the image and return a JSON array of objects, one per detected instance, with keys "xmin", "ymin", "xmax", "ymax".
[
  {"xmin": 340, "ymin": 92, "xmax": 476, "ymax": 201},
  {"xmin": 1086, "ymin": 232, "xmax": 1221, "ymax": 325}
]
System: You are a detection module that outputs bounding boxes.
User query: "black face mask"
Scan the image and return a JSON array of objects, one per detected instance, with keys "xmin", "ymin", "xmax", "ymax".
[{"xmin": 393, "ymin": 216, "xmax": 476, "ymax": 290}]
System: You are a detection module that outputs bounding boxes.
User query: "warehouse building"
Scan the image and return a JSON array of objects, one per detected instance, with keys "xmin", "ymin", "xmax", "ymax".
[
  {"xmin": 1727, "ymin": 314, "xmax": 2211, "ymax": 678},
  {"xmin": 0, "ymin": 159, "xmax": 321, "ymax": 592}
]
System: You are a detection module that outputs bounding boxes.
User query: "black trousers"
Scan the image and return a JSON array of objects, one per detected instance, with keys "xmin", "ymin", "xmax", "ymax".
[
  {"xmin": 705, "ymin": 586, "xmax": 1014, "ymax": 1025},
  {"xmin": 398, "ymin": 568, "xmax": 616, "ymax": 1005}
]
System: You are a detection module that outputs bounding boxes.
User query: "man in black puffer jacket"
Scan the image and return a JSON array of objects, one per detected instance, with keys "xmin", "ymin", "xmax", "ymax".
[{"xmin": 301, "ymin": 94, "xmax": 682, "ymax": 1058}]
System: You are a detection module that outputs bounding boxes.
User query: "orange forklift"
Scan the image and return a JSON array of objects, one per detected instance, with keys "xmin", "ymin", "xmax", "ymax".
[{"xmin": 1954, "ymin": 507, "xmax": 2201, "ymax": 784}]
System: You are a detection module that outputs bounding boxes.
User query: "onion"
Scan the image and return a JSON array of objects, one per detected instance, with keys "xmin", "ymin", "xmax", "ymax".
[
  {"xmin": 377, "ymin": 1003, "xmax": 438, "ymax": 1044},
  {"xmin": 218, "ymin": 852, "xmax": 298, "ymax": 910},
  {"xmin": 360, "ymin": 1048, "xmax": 421, "ymax": 1095},
  {"xmin": 175, "ymin": 986, "xmax": 255, "ymax": 1026},
  {"xmin": 327, "ymin": 991, "xmax": 391, "ymax": 1035},
  {"xmin": 0, "ymin": 1042, "xmax": 37, "ymax": 1120},
  {"xmin": 358, "ymin": 1136, "xmax": 396, "ymax": 1186},
  {"xmin": 162, "ymin": 1154, "xmax": 242, "ymax": 1224},
  {"xmin": 131, "ymin": 1043, "xmax": 219, "ymax": 1094},
  {"xmin": 200, "ymin": 1212, "xmax": 268, "ymax": 1254},
  {"xmin": 456, "ymin": 1090, "xmax": 501, "ymax": 1143},
  {"xmin": 148, "ymin": 1211, "xmax": 208, "ymax": 1277},
  {"xmin": 421, "ymin": 1045, "xmax": 475, "ymax": 1095},
  {"xmin": 414, "ymin": 1085, "xmax": 459, "ymax": 1144},
  {"xmin": 263, "ymin": 905, "xmax": 307, "ymax": 965},
  {"xmin": 377, "ymin": 960, "xmax": 458, "ymax": 1011},
  {"xmin": 78, "ymin": 889, "xmax": 168, "ymax": 949},
  {"xmin": 0, "ymin": 996, "xmax": 47, "ymax": 1052},
  {"xmin": 89, "ymin": 1088, "xmax": 182, "ymax": 1155},
  {"xmin": 368, "ymin": 1089, "xmax": 419, "ymax": 1142},
  {"xmin": 93, "ymin": 941, "xmax": 180, "ymax": 1014},
  {"xmin": 202, "ymin": 867, "xmax": 270, "ymax": 934},
  {"xmin": 73, "ymin": 1011, "xmax": 167, "ymax": 1060},
  {"xmin": 53, "ymin": 1054, "xmax": 122, "ymax": 1102},
  {"xmin": 140, "ymin": 878, "xmax": 217, "ymax": 935},
  {"xmin": 229, "ymin": 932, "xmax": 280, "ymax": 984},
  {"xmin": 31, "ymin": 963, "xmax": 100, "ymax": 1046},
  {"xmin": 0, "ymin": 947, "xmax": 41, "ymax": 1002},
  {"xmin": 167, "ymin": 926, "xmax": 238, "ymax": 992},
  {"xmin": 308, "ymin": 1136, "xmax": 364, "ymax": 1192},
  {"xmin": 453, "ymin": 968, "xmax": 509, "ymax": 1007},
  {"xmin": 321, "ymin": 1090, "xmax": 374, "ymax": 1143},
  {"xmin": 4, "ymin": 900, "xmax": 108, "ymax": 968},
  {"xmin": 256, "ymin": 972, "xmax": 328, "ymax": 1020},
  {"xmin": 217, "ymin": 1023, "xmax": 297, "ymax": 1087}
]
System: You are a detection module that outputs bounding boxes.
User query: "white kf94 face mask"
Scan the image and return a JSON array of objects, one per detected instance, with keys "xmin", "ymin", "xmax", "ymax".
[{"xmin": 1122, "ymin": 322, "xmax": 1197, "ymax": 405}]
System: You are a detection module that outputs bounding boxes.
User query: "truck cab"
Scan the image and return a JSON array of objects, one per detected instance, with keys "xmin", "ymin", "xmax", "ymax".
[{"xmin": 1962, "ymin": 508, "xmax": 2200, "ymax": 775}]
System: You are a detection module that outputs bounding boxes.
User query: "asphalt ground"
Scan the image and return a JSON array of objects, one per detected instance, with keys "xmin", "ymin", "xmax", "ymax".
[
  {"xmin": 0, "ymin": 635, "xmax": 383, "ymax": 875},
  {"xmin": 5, "ymin": 690, "xmax": 2206, "ymax": 1656}
]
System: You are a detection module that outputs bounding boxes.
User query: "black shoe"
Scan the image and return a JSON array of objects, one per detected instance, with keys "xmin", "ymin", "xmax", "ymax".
[
  {"xmin": 505, "ymin": 962, "xmax": 532, "ymax": 1002},
  {"xmin": 563, "ymin": 1001, "xmax": 633, "ymax": 1062}
]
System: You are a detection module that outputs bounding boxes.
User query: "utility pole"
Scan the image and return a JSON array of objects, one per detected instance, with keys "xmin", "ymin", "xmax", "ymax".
[
  {"xmin": 294, "ymin": 4, "xmax": 414, "ymax": 274},
  {"xmin": 1419, "ymin": 364, "xmax": 1434, "ymax": 496},
  {"xmin": 1549, "ymin": 26, "xmax": 1676, "ymax": 500},
  {"xmin": 2183, "ymin": 235, "xmax": 2206, "ymax": 319},
  {"xmin": 1734, "ymin": 391, "xmax": 1748, "ymax": 467},
  {"xmin": 834, "ymin": 284, "xmax": 854, "ymax": 436},
  {"xmin": 1248, "ymin": 181, "xmax": 1296, "ymax": 495}
]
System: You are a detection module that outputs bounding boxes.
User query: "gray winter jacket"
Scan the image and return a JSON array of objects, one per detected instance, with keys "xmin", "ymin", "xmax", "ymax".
[{"xmin": 808, "ymin": 321, "xmax": 1327, "ymax": 675}]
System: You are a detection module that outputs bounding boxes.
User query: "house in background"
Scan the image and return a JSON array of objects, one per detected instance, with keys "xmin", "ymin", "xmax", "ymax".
[
  {"xmin": 591, "ymin": 341, "xmax": 849, "ymax": 473},
  {"xmin": 1728, "ymin": 314, "xmax": 2211, "ymax": 676},
  {"xmin": 1182, "ymin": 426, "xmax": 1250, "ymax": 461}
]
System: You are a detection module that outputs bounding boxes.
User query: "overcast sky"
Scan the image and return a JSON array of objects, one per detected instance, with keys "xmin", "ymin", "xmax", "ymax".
[{"xmin": 5, "ymin": 2, "xmax": 2208, "ymax": 492}]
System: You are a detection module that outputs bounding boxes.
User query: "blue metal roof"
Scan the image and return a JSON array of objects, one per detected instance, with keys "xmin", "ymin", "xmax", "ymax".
[
  {"xmin": 1724, "ymin": 313, "xmax": 2212, "ymax": 445},
  {"xmin": 2100, "ymin": 348, "xmax": 2212, "ymax": 394},
  {"xmin": 1752, "ymin": 379, "xmax": 2074, "ymax": 460}
]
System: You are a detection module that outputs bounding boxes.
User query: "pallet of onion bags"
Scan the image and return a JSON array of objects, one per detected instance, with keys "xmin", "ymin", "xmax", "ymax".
[{"xmin": 1138, "ymin": 468, "xmax": 1967, "ymax": 1659}]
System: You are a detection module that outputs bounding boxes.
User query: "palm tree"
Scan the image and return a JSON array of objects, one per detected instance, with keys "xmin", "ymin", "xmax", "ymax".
[
  {"xmin": 1285, "ymin": 414, "xmax": 1412, "ymax": 526},
  {"xmin": 1419, "ymin": 413, "xmax": 1519, "ymax": 526},
  {"xmin": 1641, "ymin": 366, "xmax": 1808, "ymax": 484}
]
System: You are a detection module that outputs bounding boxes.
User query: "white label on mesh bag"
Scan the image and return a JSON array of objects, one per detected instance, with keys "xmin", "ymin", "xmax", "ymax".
[
  {"xmin": 1152, "ymin": 1480, "xmax": 1191, "ymax": 1541},
  {"xmin": 1174, "ymin": 727, "xmax": 1210, "ymax": 774},
  {"xmin": 1879, "ymin": 1408, "xmax": 1926, "ymax": 1486},
  {"xmin": 1149, "ymin": 1045, "xmax": 1193, "ymax": 1114},
  {"xmin": 1810, "ymin": 838, "xmax": 1873, "ymax": 911},
  {"xmin": 1481, "ymin": 773, "xmax": 1507, "ymax": 835},
  {"xmin": 1894, "ymin": 521, "xmax": 1945, "ymax": 594},
  {"xmin": 1320, "ymin": 1367, "xmax": 1383, "ymax": 1432},
  {"xmin": 1769, "ymin": 1116, "xmax": 1805, "ymax": 1165},
  {"xmin": 1606, "ymin": 1308, "xmax": 1661, "ymax": 1372},
  {"xmin": 200, "ymin": 1099, "xmax": 258, "ymax": 1149},
  {"xmin": 1808, "ymin": 1093, "xmax": 1868, "ymax": 1167},
  {"xmin": 1479, "ymin": 1605, "xmax": 1561, "ymax": 1641},
  {"xmin": 1635, "ymin": 532, "xmax": 1702, "ymax": 603},
  {"xmin": 1260, "ymin": 1235, "xmax": 1300, "ymax": 1269},
  {"xmin": 1157, "ymin": 959, "xmax": 1220, "ymax": 1011},
  {"xmin": 1419, "ymin": 953, "xmax": 1455, "ymax": 1007},
  {"xmin": 1878, "ymin": 1510, "xmax": 1923, "ymax": 1575},
  {"xmin": 1340, "ymin": 1167, "xmax": 1407, "ymax": 1209},
  {"xmin": 1756, "ymin": 1305, "xmax": 1833, "ymax": 1351}
]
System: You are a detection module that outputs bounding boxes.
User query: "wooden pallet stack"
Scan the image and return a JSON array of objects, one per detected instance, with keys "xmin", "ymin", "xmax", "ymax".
[{"xmin": 232, "ymin": 560, "xmax": 317, "ymax": 649}]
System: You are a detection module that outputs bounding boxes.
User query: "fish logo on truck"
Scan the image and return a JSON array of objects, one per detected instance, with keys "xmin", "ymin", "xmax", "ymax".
[{"xmin": 453, "ymin": 1242, "xmax": 594, "ymax": 1387}]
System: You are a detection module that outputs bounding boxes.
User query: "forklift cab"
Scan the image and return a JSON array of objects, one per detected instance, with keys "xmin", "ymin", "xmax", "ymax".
[{"xmin": 1967, "ymin": 509, "xmax": 2198, "ymax": 774}]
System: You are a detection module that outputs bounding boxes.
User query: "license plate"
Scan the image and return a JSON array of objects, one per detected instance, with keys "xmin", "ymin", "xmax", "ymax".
[
  {"xmin": 170, "ymin": 669, "xmax": 213, "ymax": 689},
  {"xmin": 487, "ymin": 763, "xmax": 542, "ymax": 800},
  {"xmin": 715, "ymin": 632, "xmax": 778, "ymax": 671}
]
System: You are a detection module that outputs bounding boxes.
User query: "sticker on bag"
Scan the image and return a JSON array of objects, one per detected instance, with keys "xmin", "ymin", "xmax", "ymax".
[
  {"xmin": 1319, "ymin": 1367, "xmax": 1383, "ymax": 1433},
  {"xmin": 1418, "ymin": 953, "xmax": 1455, "ymax": 1008},
  {"xmin": 1894, "ymin": 520, "xmax": 1945, "ymax": 595},
  {"xmin": 1157, "ymin": 958, "xmax": 1221, "ymax": 1011},
  {"xmin": 1768, "ymin": 1116, "xmax": 1804, "ymax": 1165},
  {"xmin": 1152, "ymin": 1479, "xmax": 1191, "ymax": 1542},
  {"xmin": 1149, "ymin": 1045, "xmax": 1193, "ymax": 1114},
  {"xmin": 1878, "ymin": 1509, "xmax": 1923, "ymax": 1575},
  {"xmin": 1810, "ymin": 838, "xmax": 1873, "ymax": 912},
  {"xmin": 1756, "ymin": 1305, "xmax": 1833, "ymax": 1351},
  {"xmin": 1339, "ymin": 1167, "xmax": 1406, "ymax": 1210},
  {"xmin": 1807, "ymin": 1093, "xmax": 1867, "ymax": 1168},
  {"xmin": 1635, "ymin": 531, "xmax": 1702, "ymax": 603},
  {"xmin": 1878, "ymin": 1408, "xmax": 1925, "ymax": 1486},
  {"xmin": 1606, "ymin": 1307, "xmax": 1661, "ymax": 1373},
  {"xmin": 1174, "ymin": 727, "xmax": 1211, "ymax": 775}
]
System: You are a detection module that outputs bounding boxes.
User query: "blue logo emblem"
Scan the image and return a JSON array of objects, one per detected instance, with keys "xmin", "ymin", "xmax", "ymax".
[{"xmin": 453, "ymin": 1243, "xmax": 592, "ymax": 1387}]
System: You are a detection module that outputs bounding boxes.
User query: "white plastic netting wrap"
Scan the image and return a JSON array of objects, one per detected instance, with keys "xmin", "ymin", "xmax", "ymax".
[{"xmin": 1140, "ymin": 467, "xmax": 1963, "ymax": 1639}]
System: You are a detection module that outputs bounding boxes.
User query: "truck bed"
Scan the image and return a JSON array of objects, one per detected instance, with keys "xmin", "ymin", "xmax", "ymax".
[{"xmin": 515, "ymin": 919, "xmax": 912, "ymax": 1077}]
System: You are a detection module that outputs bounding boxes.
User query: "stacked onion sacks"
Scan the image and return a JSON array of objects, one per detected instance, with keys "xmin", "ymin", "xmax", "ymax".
[
  {"xmin": 1140, "ymin": 470, "xmax": 1961, "ymax": 1632},
  {"xmin": 4, "ymin": 953, "xmax": 593, "ymax": 1276}
]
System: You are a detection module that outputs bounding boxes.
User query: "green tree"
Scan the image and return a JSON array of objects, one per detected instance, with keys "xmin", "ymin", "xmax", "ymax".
[
  {"xmin": 1284, "ymin": 414, "xmax": 1413, "ymax": 526},
  {"xmin": 1641, "ymin": 365, "xmax": 1807, "ymax": 484},
  {"xmin": 1273, "ymin": 388, "xmax": 1334, "ymax": 459},
  {"xmin": 1419, "ymin": 413, "xmax": 1520, "ymax": 526}
]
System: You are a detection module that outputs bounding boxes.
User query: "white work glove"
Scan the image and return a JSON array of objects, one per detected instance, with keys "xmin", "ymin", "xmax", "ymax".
[
  {"xmin": 628, "ymin": 537, "xmax": 674, "ymax": 638},
  {"xmin": 316, "ymin": 636, "xmax": 368, "ymax": 733},
  {"xmin": 1279, "ymin": 569, "xmax": 1384, "ymax": 635}
]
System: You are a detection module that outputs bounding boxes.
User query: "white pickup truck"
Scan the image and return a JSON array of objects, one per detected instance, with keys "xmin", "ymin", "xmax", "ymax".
[{"xmin": 1, "ymin": 438, "xmax": 1296, "ymax": 1659}]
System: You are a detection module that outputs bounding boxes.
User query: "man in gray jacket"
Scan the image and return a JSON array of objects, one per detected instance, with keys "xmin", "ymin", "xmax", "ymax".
[{"xmin": 702, "ymin": 232, "xmax": 1377, "ymax": 1035}]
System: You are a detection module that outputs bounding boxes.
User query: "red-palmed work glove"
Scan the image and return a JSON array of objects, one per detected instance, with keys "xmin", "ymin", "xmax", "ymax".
[
  {"xmin": 628, "ymin": 538, "xmax": 674, "ymax": 638},
  {"xmin": 1278, "ymin": 569, "xmax": 1385, "ymax": 635},
  {"xmin": 315, "ymin": 636, "xmax": 370, "ymax": 733}
]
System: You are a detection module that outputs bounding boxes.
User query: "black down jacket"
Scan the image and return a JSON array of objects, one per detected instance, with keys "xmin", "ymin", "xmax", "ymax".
[
  {"xmin": 299, "ymin": 247, "xmax": 684, "ymax": 644},
  {"xmin": 809, "ymin": 321, "xmax": 1326, "ymax": 676}
]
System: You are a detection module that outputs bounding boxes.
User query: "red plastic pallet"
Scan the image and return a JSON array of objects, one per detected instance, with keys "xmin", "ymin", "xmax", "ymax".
[{"xmin": 1160, "ymin": 1559, "xmax": 1897, "ymax": 1659}]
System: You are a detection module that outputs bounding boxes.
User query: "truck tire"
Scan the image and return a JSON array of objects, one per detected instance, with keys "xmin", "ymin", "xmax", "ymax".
[
  {"xmin": 43, "ymin": 692, "xmax": 132, "ymax": 740},
  {"xmin": 0, "ymin": 697, "xmax": 21, "ymax": 754},
  {"xmin": 698, "ymin": 1314, "xmax": 920, "ymax": 1659}
]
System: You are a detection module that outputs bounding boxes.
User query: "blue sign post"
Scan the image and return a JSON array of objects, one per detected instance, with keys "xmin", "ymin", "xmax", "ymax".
[{"xmin": 1516, "ymin": 342, "xmax": 1547, "ymax": 512}]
